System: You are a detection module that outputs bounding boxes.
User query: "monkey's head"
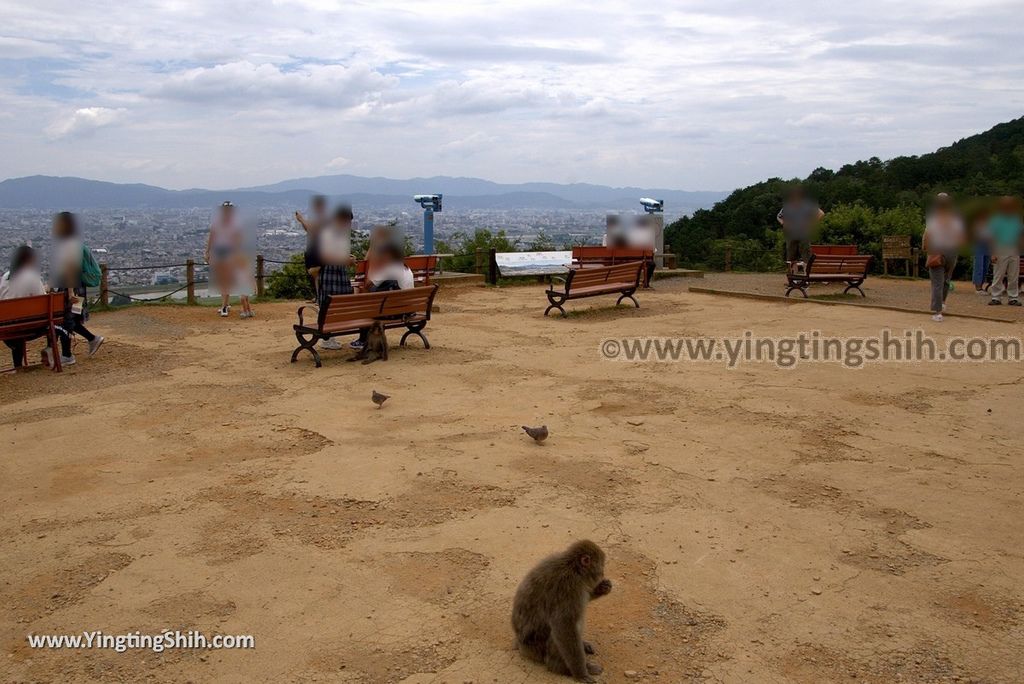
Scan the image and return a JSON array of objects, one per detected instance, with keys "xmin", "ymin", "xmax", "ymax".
[{"xmin": 566, "ymin": 539, "xmax": 606, "ymax": 589}]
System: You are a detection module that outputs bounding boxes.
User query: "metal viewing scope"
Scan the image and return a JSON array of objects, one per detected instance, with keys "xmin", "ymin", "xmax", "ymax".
[{"xmin": 640, "ymin": 197, "xmax": 664, "ymax": 214}]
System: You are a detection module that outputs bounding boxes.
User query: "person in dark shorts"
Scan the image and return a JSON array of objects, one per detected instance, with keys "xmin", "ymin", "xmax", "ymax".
[
  {"xmin": 777, "ymin": 186, "xmax": 824, "ymax": 265},
  {"xmin": 295, "ymin": 195, "xmax": 329, "ymax": 299}
]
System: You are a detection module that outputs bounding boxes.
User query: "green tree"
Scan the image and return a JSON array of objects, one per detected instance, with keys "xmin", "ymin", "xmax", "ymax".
[{"xmin": 266, "ymin": 253, "xmax": 313, "ymax": 300}]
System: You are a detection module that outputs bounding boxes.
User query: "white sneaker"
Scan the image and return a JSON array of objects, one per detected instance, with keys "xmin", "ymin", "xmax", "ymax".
[
  {"xmin": 218, "ymin": 307, "xmax": 229, "ymax": 317},
  {"xmin": 931, "ymin": 313, "xmax": 943, "ymax": 322},
  {"xmin": 88, "ymin": 336, "xmax": 105, "ymax": 357},
  {"xmin": 320, "ymin": 338, "xmax": 343, "ymax": 350},
  {"xmin": 61, "ymin": 354, "xmax": 77, "ymax": 366}
]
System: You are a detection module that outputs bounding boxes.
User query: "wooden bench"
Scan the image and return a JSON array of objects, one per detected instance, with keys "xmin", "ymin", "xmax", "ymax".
[
  {"xmin": 544, "ymin": 262, "xmax": 643, "ymax": 317},
  {"xmin": 352, "ymin": 255, "xmax": 438, "ymax": 292},
  {"xmin": 291, "ymin": 285, "xmax": 439, "ymax": 367},
  {"xmin": 572, "ymin": 246, "xmax": 654, "ymax": 287},
  {"xmin": 0, "ymin": 292, "xmax": 66, "ymax": 372},
  {"xmin": 786, "ymin": 254, "xmax": 873, "ymax": 298}
]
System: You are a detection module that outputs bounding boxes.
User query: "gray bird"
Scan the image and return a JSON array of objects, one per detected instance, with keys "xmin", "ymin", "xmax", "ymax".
[
  {"xmin": 372, "ymin": 390, "xmax": 390, "ymax": 409},
  {"xmin": 522, "ymin": 425, "xmax": 548, "ymax": 444}
]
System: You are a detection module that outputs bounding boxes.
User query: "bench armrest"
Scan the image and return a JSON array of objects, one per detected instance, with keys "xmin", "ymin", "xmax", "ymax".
[{"xmin": 296, "ymin": 304, "xmax": 319, "ymax": 328}]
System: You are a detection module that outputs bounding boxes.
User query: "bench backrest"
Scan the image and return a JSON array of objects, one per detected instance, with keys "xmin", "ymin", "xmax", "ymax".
[
  {"xmin": 811, "ymin": 244, "xmax": 858, "ymax": 256},
  {"xmin": 572, "ymin": 246, "xmax": 653, "ymax": 266},
  {"xmin": 0, "ymin": 292, "xmax": 65, "ymax": 340},
  {"xmin": 566, "ymin": 261, "xmax": 642, "ymax": 291},
  {"xmin": 808, "ymin": 254, "xmax": 872, "ymax": 276},
  {"xmin": 353, "ymin": 255, "xmax": 438, "ymax": 287},
  {"xmin": 319, "ymin": 285, "xmax": 438, "ymax": 331}
]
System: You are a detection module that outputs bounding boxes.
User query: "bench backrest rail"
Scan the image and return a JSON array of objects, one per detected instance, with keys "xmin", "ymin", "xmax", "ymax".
[
  {"xmin": 318, "ymin": 285, "xmax": 438, "ymax": 331},
  {"xmin": 0, "ymin": 292, "xmax": 65, "ymax": 340},
  {"xmin": 564, "ymin": 262, "xmax": 642, "ymax": 291}
]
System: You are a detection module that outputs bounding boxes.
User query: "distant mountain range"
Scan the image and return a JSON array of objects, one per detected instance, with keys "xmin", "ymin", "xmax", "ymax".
[{"xmin": 0, "ymin": 174, "xmax": 725, "ymax": 212}]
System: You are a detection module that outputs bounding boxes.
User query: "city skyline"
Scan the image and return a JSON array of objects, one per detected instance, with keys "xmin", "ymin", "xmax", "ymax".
[{"xmin": 2, "ymin": 1, "xmax": 1023, "ymax": 192}]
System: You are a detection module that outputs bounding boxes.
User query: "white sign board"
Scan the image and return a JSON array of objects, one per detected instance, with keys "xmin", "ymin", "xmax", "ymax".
[{"xmin": 494, "ymin": 251, "xmax": 573, "ymax": 276}]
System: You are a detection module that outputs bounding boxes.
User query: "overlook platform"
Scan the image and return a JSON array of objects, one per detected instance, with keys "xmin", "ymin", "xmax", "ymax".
[{"xmin": 1, "ymin": 283, "xmax": 1021, "ymax": 683}]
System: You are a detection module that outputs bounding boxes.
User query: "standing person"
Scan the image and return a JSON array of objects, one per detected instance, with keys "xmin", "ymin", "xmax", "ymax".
[
  {"xmin": 777, "ymin": 186, "xmax": 824, "ymax": 267},
  {"xmin": 205, "ymin": 201, "xmax": 242, "ymax": 317},
  {"xmin": 987, "ymin": 196, "xmax": 1023, "ymax": 307},
  {"xmin": 52, "ymin": 211, "xmax": 104, "ymax": 365},
  {"xmin": 234, "ymin": 249, "xmax": 256, "ymax": 319},
  {"xmin": 970, "ymin": 207, "xmax": 992, "ymax": 295},
  {"xmin": 923, "ymin": 193, "xmax": 965, "ymax": 322},
  {"xmin": 295, "ymin": 195, "xmax": 328, "ymax": 299},
  {"xmin": 316, "ymin": 205, "xmax": 355, "ymax": 350},
  {"xmin": 0, "ymin": 245, "xmax": 56, "ymax": 369}
]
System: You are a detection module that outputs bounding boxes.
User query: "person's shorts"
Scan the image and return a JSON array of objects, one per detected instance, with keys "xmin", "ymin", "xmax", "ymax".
[
  {"xmin": 212, "ymin": 245, "xmax": 233, "ymax": 262},
  {"xmin": 304, "ymin": 245, "xmax": 320, "ymax": 270}
]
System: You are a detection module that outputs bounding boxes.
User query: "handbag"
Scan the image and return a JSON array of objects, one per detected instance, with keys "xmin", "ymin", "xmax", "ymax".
[{"xmin": 925, "ymin": 253, "xmax": 944, "ymax": 269}]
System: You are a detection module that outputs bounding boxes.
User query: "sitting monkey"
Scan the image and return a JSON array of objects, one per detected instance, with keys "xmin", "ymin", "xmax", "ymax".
[
  {"xmin": 350, "ymin": 321, "xmax": 388, "ymax": 364},
  {"xmin": 512, "ymin": 540, "xmax": 612, "ymax": 682}
]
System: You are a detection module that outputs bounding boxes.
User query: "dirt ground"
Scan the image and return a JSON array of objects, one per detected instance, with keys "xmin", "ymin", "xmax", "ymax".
[
  {"xmin": 1, "ymin": 282, "xmax": 1022, "ymax": 683},
  {"xmin": 694, "ymin": 272, "xmax": 1024, "ymax": 322}
]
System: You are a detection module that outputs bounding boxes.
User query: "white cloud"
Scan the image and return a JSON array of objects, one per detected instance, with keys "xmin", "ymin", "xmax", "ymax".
[
  {"xmin": 0, "ymin": 0, "xmax": 1021, "ymax": 189},
  {"xmin": 45, "ymin": 107, "xmax": 127, "ymax": 140},
  {"xmin": 155, "ymin": 61, "xmax": 396, "ymax": 109}
]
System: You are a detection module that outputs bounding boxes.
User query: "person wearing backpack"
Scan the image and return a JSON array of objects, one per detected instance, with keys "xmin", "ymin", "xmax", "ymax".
[{"xmin": 52, "ymin": 212, "xmax": 104, "ymax": 365}]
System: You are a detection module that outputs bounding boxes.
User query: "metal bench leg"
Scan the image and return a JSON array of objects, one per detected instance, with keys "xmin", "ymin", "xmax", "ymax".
[
  {"xmin": 785, "ymin": 285, "xmax": 808, "ymax": 298},
  {"xmin": 843, "ymin": 282, "xmax": 866, "ymax": 297},
  {"xmin": 616, "ymin": 293, "xmax": 640, "ymax": 308},
  {"xmin": 400, "ymin": 324, "xmax": 430, "ymax": 349},
  {"xmin": 544, "ymin": 293, "xmax": 567, "ymax": 317},
  {"xmin": 291, "ymin": 331, "xmax": 322, "ymax": 367}
]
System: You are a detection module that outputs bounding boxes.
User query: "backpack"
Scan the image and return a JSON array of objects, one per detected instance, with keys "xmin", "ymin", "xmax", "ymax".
[{"xmin": 81, "ymin": 245, "xmax": 102, "ymax": 287}]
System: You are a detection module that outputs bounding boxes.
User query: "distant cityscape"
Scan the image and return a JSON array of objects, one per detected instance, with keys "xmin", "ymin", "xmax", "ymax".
[{"xmin": 0, "ymin": 205, "xmax": 657, "ymax": 288}]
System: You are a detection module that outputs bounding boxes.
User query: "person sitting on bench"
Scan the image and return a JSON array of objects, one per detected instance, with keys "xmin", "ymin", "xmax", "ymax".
[
  {"xmin": 0, "ymin": 245, "xmax": 58, "ymax": 369},
  {"xmin": 367, "ymin": 242, "xmax": 414, "ymax": 292},
  {"xmin": 353, "ymin": 242, "xmax": 414, "ymax": 350}
]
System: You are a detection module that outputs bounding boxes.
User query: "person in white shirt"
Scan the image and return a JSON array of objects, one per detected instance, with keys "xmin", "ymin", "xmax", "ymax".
[
  {"xmin": 923, "ymin": 193, "xmax": 965, "ymax": 321},
  {"xmin": 1, "ymin": 245, "xmax": 56, "ymax": 368},
  {"xmin": 51, "ymin": 212, "xmax": 104, "ymax": 363},
  {"xmin": 353, "ymin": 242, "xmax": 414, "ymax": 350},
  {"xmin": 368, "ymin": 243, "xmax": 414, "ymax": 291},
  {"xmin": 206, "ymin": 201, "xmax": 245, "ymax": 317}
]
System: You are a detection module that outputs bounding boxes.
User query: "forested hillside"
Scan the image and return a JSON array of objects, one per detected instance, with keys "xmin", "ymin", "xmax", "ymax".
[{"xmin": 666, "ymin": 116, "xmax": 1024, "ymax": 271}]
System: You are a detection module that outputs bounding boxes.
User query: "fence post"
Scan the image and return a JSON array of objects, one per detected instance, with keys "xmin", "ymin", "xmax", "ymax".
[
  {"xmin": 186, "ymin": 259, "xmax": 196, "ymax": 305},
  {"xmin": 487, "ymin": 248, "xmax": 498, "ymax": 285},
  {"xmin": 99, "ymin": 264, "xmax": 109, "ymax": 306},
  {"xmin": 724, "ymin": 246, "xmax": 733, "ymax": 272},
  {"xmin": 256, "ymin": 254, "xmax": 265, "ymax": 297},
  {"xmin": 475, "ymin": 249, "xmax": 484, "ymax": 274}
]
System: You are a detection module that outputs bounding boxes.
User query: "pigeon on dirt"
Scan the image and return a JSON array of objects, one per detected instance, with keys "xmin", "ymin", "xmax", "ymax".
[
  {"xmin": 372, "ymin": 390, "xmax": 390, "ymax": 409},
  {"xmin": 522, "ymin": 425, "xmax": 548, "ymax": 444}
]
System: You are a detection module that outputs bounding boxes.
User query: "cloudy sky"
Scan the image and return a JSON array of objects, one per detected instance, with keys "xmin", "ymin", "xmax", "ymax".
[{"xmin": 1, "ymin": 0, "xmax": 1022, "ymax": 191}]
